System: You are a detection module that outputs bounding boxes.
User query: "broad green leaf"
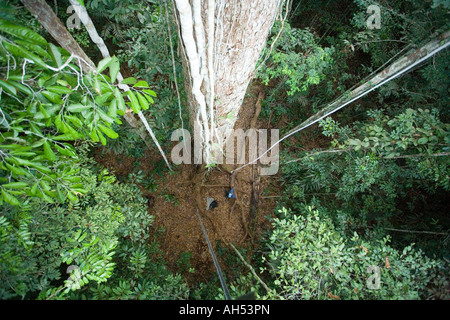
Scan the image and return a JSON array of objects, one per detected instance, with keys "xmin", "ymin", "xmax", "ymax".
[
  {"xmin": 143, "ymin": 93, "xmax": 154, "ymax": 104},
  {"xmin": 54, "ymin": 114, "xmax": 65, "ymax": 132},
  {"xmin": 133, "ymin": 80, "xmax": 149, "ymax": 88},
  {"xmin": 67, "ymin": 190, "xmax": 79, "ymax": 203},
  {"xmin": 37, "ymin": 75, "xmax": 50, "ymax": 88},
  {"xmin": 93, "ymin": 77, "xmax": 101, "ymax": 94},
  {"xmin": 64, "ymin": 176, "xmax": 81, "ymax": 183},
  {"xmin": 43, "ymin": 140, "xmax": 57, "ymax": 161},
  {"xmin": 0, "ymin": 18, "xmax": 47, "ymax": 46},
  {"xmin": 56, "ymin": 79, "xmax": 70, "ymax": 87},
  {"xmin": 65, "ymin": 115, "xmax": 83, "ymax": 128},
  {"xmin": 29, "ymin": 123, "xmax": 43, "ymax": 136},
  {"xmin": 38, "ymin": 104, "xmax": 51, "ymax": 119},
  {"xmin": 56, "ymin": 185, "xmax": 66, "ymax": 203},
  {"xmin": 143, "ymin": 89, "xmax": 157, "ymax": 97},
  {"xmin": 52, "ymin": 133, "xmax": 79, "ymax": 141},
  {"xmin": 97, "ymin": 57, "xmax": 113, "ymax": 74},
  {"xmin": 30, "ymin": 182, "xmax": 38, "ymax": 195},
  {"xmin": 127, "ymin": 91, "xmax": 140, "ymax": 113},
  {"xmin": 1, "ymin": 188, "xmax": 20, "ymax": 206},
  {"xmin": 136, "ymin": 91, "xmax": 149, "ymax": 110},
  {"xmin": 109, "ymin": 56, "xmax": 120, "ymax": 83},
  {"xmin": 2, "ymin": 41, "xmax": 47, "ymax": 68},
  {"xmin": 47, "ymin": 85, "xmax": 72, "ymax": 95},
  {"xmin": 5, "ymin": 163, "xmax": 28, "ymax": 176},
  {"xmin": 417, "ymin": 137, "xmax": 428, "ymax": 144},
  {"xmin": 48, "ymin": 43, "xmax": 62, "ymax": 67},
  {"xmin": 54, "ymin": 143, "xmax": 77, "ymax": 157},
  {"xmin": 120, "ymin": 77, "xmax": 137, "ymax": 85},
  {"xmin": 1, "ymin": 182, "xmax": 28, "ymax": 189},
  {"xmin": 6, "ymin": 74, "xmax": 32, "ymax": 81},
  {"xmin": 8, "ymin": 80, "xmax": 32, "ymax": 95},
  {"xmin": 63, "ymin": 74, "xmax": 78, "ymax": 88},
  {"xmin": 40, "ymin": 180, "xmax": 51, "ymax": 191},
  {"xmin": 41, "ymin": 191, "xmax": 55, "ymax": 204},
  {"xmin": 9, "ymin": 152, "xmax": 36, "ymax": 158},
  {"xmin": 41, "ymin": 90, "xmax": 64, "ymax": 104},
  {"xmin": 94, "ymin": 92, "xmax": 113, "ymax": 105},
  {"xmin": 15, "ymin": 39, "xmax": 50, "ymax": 59},
  {"xmin": 97, "ymin": 128, "xmax": 107, "ymax": 146},
  {"xmin": 0, "ymin": 144, "xmax": 22, "ymax": 150},
  {"xmin": 63, "ymin": 122, "xmax": 82, "ymax": 137},
  {"xmin": 0, "ymin": 79, "xmax": 17, "ymax": 95},
  {"xmin": 107, "ymin": 99, "xmax": 117, "ymax": 118},
  {"xmin": 89, "ymin": 128, "xmax": 99, "ymax": 142},
  {"xmin": 98, "ymin": 124, "xmax": 118, "ymax": 139},
  {"xmin": 71, "ymin": 188, "xmax": 88, "ymax": 194},
  {"xmin": 7, "ymin": 157, "xmax": 52, "ymax": 173},
  {"xmin": 30, "ymin": 140, "xmax": 45, "ymax": 149},
  {"xmin": 114, "ymin": 88, "xmax": 126, "ymax": 115},
  {"xmin": 66, "ymin": 104, "xmax": 91, "ymax": 112},
  {"xmin": 34, "ymin": 104, "xmax": 61, "ymax": 120},
  {"xmin": 99, "ymin": 80, "xmax": 113, "ymax": 93},
  {"xmin": 97, "ymin": 109, "xmax": 114, "ymax": 124}
]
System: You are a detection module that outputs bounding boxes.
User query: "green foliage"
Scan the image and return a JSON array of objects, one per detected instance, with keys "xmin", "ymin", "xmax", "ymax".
[
  {"xmin": 280, "ymin": 108, "xmax": 449, "ymax": 233},
  {"xmin": 351, "ymin": 0, "xmax": 449, "ymax": 65},
  {"xmin": 0, "ymin": 213, "xmax": 33, "ymax": 299},
  {"xmin": 215, "ymin": 272, "xmax": 262, "ymax": 300},
  {"xmin": 256, "ymin": 19, "xmax": 347, "ymax": 129},
  {"xmin": 258, "ymin": 22, "xmax": 335, "ymax": 96},
  {"xmin": 0, "ymin": 16, "xmax": 187, "ymax": 300},
  {"xmin": 100, "ymin": 123, "xmax": 146, "ymax": 157},
  {"xmin": 83, "ymin": 0, "xmax": 188, "ymax": 140},
  {"xmin": 1, "ymin": 0, "xmax": 448, "ymax": 302},
  {"xmin": 0, "ymin": 17, "xmax": 155, "ymax": 207},
  {"xmin": 79, "ymin": 241, "xmax": 189, "ymax": 300},
  {"xmin": 320, "ymin": 108, "xmax": 450, "ymax": 190},
  {"xmin": 263, "ymin": 206, "xmax": 442, "ymax": 300},
  {"xmin": 274, "ymin": 105, "xmax": 449, "ymax": 300},
  {"xmin": 176, "ymin": 252, "xmax": 193, "ymax": 274},
  {"xmin": 0, "ymin": 144, "xmax": 187, "ymax": 299},
  {"xmin": 348, "ymin": 0, "xmax": 450, "ymax": 117}
]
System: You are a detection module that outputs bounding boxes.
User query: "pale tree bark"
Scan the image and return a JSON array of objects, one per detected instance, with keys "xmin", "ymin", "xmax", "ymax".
[
  {"xmin": 20, "ymin": 0, "xmax": 95, "ymax": 73},
  {"xmin": 174, "ymin": 0, "xmax": 281, "ymax": 165}
]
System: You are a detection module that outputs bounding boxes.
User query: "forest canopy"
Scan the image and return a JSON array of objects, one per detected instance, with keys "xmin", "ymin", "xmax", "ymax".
[{"xmin": 0, "ymin": 0, "xmax": 449, "ymax": 301}]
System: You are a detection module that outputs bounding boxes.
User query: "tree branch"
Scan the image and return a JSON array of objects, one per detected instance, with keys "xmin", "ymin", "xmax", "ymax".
[
  {"xmin": 229, "ymin": 243, "xmax": 279, "ymax": 298},
  {"xmin": 68, "ymin": 0, "xmax": 172, "ymax": 170}
]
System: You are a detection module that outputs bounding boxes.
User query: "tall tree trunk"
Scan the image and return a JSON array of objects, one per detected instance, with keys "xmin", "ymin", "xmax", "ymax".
[{"xmin": 174, "ymin": 0, "xmax": 280, "ymax": 164}]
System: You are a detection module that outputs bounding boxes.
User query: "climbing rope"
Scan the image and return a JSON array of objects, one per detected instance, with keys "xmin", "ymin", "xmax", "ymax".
[{"xmin": 195, "ymin": 209, "xmax": 231, "ymax": 300}]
